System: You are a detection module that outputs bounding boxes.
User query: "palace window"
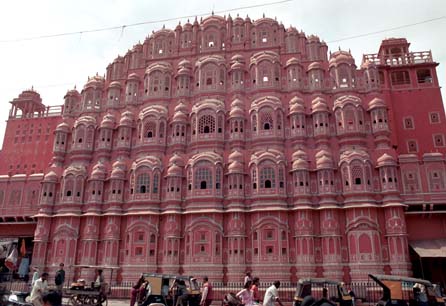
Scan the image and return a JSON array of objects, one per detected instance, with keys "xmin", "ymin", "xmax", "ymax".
[
  {"xmin": 136, "ymin": 173, "xmax": 150, "ymax": 193},
  {"xmin": 260, "ymin": 167, "xmax": 275, "ymax": 189},
  {"xmin": 195, "ymin": 167, "xmax": 212, "ymax": 190}
]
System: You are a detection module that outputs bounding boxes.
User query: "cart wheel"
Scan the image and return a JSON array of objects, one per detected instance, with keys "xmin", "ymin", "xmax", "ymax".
[
  {"xmin": 70, "ymin": 295, "xmax": 84, "ymax": 306},
  {"xmin": 86, "ymin": 295, "xmax": 100, "ymax": 306}
]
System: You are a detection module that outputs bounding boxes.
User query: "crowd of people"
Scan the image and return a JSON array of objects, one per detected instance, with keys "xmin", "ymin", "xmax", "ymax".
[
  {"xmin": 26, "ymin": 263, "xmax": 107, "ymax": 306},
  {"xmin": 129, "ymin": 272, "xmax": 285, "ymax": 306},
  {"xmin": 236, "ymin": 272, "xmax": 284, "ymax": 306}
]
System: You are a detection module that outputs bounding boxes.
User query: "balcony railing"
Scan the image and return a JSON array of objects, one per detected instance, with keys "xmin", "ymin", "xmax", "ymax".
[{"xmin": 362, "ymin": 51, "xmax": 433, "ymax": 66}]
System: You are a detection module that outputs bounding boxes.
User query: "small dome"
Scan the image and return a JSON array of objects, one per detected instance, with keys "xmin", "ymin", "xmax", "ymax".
[
  {"xmin": 228, "ymin": 160, "xmax": 244, "ymax": 173},
  {"xmin": 56, "ymin": 122, "xmax": 70, "ymax": 132},
  {"xmin": 100, "ymin": 113, "xmax": 115, "ymax": 129},
  {"xmin": 64, "ymin": 88, "xmax": 80, "ymax": 98},
  {"xmin": 368, "ymin": 97, "xmax": 387, "ymax": 111},
  {"xmin": 292, "ymin": 158, "xmax": 309, "ymax": 170},
  {"xmin": 169, "ymin": 153, "xmax": 185, "ymax": 167},
  {"xmin": 231, "ymin": 98, "xmax": 244, "ymax": 108},
  {"xmin": 111, "ymin": 167, "xmax": 125, "ymax": 179},
  {"xmin": 43, "ymin": 171, "xmax": 58, "ymax": 182},
  {"xmin": 285, "ymin": 57, "xmax": 300, "ymax": 67},
  {"xmin": 329, "ymin": 50, "xmax": 355, "ymax": 68},
  {"xmin": 110, "ymin": 159, "xmax": 126, "ymax": 178},
  {"xmin": 174, "ymin": 101, "xmax": 188, "ymax": 113},
  {"xmin": 286, "ymin": 26, "xmax": 298, "ymax": 34},
  {"xmin": 119, "ymin": 111, "xmax": 134, "ymax": 126},
  {"xmin": 172, "ymin": 111, "xmax": 188, "ymax": 122},
  {"xmin": 307, "ymin": 35, "xmax": 320, "ymax": 43},
  {"xmin": 167, "ymin": 163, "xmax": 183, "ymax": 176},
  {"xmin": 289, "ymin": 97, "xmax": 305, "ymax": 114},
  {"xmin": 307, "ymin": 61, "xmax": 324, "ymax": 71},
  {"xmin": 108, "ymin": 81, "xmax": 121, "ymax": 89},
  {"xmin": 127, "ymin": 73, "xmax": 140, "ymax": 81},
  {"xmin": 311, "ymin": 96, "xmax": 329, "ymax": 113},
  {"xmin": 292, "ymin": 150, "xmax": 308, "ymax": 161},
  {"xmin": 183, "ymin": 21, "xmax": 192, "ymax": 30},
  {"xmin": 178, "ymin": 59, "xmax": 191, "ymax": 68},
  {"xmin": 84, "ymin": 74, "xmax": 105, "ymax": 89},
  {"xmin": 91, "ymin": 162, "xmax": 107, "ymax": 179},
  {"xmin": 231, "ymin": 54, "xmax": 244, "ymax": 62},
  {"xmin": 230, "ymin": 61, "xmax": 245, "ymax": 71},
  {"xmin": 229, "ymin": 106, "xmax": 244, "ymax": 118},
  {"xmin": 377, "ymin": 153, "xmax": 396, "ymax": 167},
  {"xmin": 229, "ymin": 150, "xmax": 243, "ymax": 162},
  {"xmin": 316, "ymin": 154, "xmax": 333, "ymax": 169}
]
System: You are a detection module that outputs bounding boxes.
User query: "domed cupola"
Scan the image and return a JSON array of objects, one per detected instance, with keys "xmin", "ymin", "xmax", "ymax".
[
  {"xmin": 82, "ymin": 74, "xmax": 105, "ymax": 112},
  {"xmin": 315, "ymin": 150, "xmax": 336, "ymax": 195},
  {"xmin": 289, "ymin": 96, "xmax": 307, "ymax": 139},
  {"xmin": 166, "ymin": 153, "xmax": 185, "ymax": 200},
  {"xmin": 368, "ymin": 97, "xmax": 389, "ymax": 144},
  {"xmin": 63, "ymin": 87, "xmax": 81, "ymax": 116},
  {"xmin": 227, "ymin": 149, "xmax": 245, "ymax": 198},
  {"xmin": 377, "ymin": 153, "xmax": 398, "ymax": 193},
  {"xmin": 307, "ymin": 61, "xmax": 325, "ymax": 91},
  {"xmin": 311, "ymin": 96, "xmax": 330, "ymax": 138},
  {"xmin": 329, "ymin": 50, "xmax": 356, "ymax": 89},
  {"xmin": 53, "ymin": 121, "xmax": 70, "ymax": 157}
]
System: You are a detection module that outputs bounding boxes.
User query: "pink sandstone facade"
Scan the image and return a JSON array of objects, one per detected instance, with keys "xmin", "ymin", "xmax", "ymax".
[{"xmin": 1, "ymin": 14, "xmax": 446, "ymax": 284}]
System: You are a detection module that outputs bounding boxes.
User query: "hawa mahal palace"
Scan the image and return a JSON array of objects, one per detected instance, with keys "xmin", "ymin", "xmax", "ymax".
[{"xmin": 0, "ymin": 14, "xmax": 445, "ymax": 284}]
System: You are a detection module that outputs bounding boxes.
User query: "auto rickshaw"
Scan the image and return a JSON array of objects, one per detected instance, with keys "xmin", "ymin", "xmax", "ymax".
[
  {"xmin": 368, "ymin": 274, "xmax": 446, "ymax": 306},
  {"xmin": 293, "ymin": 278, "xmax": 353, "ymax": 306},
  {"xmin": 138, "ymin": 273, "xmax": 201, "ymax": 306}
]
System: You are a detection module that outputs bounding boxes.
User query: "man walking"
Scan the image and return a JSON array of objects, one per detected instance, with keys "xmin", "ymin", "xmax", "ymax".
[
  {"xmin": 30, "ymin": 272, "xmax": 48, "ymax": 306},
  {"xmin": 54, "ymin": 263, "xmax": 65, "ymax": 293},
  {"xmin": 263, "ymin": 281, "xmax": 284, "ymax": 306},
  {"xmin": 200, "ymin": 276, "xmax": 214, "ymax": 306}
]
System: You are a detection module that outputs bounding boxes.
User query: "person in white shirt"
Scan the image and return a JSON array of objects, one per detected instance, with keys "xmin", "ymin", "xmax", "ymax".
[
  {"xmin": 30, "ymin": 272, "xmax": 48, "ymax": 306},
  {"xmin": 244, "ymin": 272, "xmax": 252, "ymax": 287},
  {"xmin": 263, "ymin": 281, "xmax": 284, "ymax": 306},
  {"xmin": 31, "ymin": 267, "xmax": 39, "ymax": 287}
]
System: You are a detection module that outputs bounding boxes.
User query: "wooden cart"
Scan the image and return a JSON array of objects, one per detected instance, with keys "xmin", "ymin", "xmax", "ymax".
[{"xmin": 65, "ymin": 265, "xmax": 118, "ymax": 306}]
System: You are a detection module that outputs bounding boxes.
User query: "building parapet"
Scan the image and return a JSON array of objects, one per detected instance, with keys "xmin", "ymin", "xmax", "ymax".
[{"xmin": 362, "ymin": 51, "xmax": 433, "ymax": 66}]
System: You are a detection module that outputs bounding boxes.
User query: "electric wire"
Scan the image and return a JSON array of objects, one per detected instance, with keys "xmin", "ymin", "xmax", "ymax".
[{"xmin": 0, "ymin": 0, "xmax": 293, "ymax": 43}]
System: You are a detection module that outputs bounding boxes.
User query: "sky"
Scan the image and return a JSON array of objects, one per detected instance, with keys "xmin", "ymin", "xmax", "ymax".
[{"xmin": 0, "ymin": 0, "xmax": 445, "ymax": 148}]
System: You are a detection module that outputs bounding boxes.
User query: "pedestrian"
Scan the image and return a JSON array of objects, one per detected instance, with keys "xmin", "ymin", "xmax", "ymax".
[
  {"xmin": 175, "ymin": 279, "xmax": 188, "ymax": 306},
  {"xmin": 200, "ymin": 276, "xmax": 214, "ymax": 306},
  {"xmin": 237, "ymin": 280, "xmax": 254, "ymax": 306},
  {"xmin": 30, "ymin": 272, "xmax": 48, "ymax": 306},
  {"xmin": 244, "ymin": 272, "xmax": 252, "ymax": 287},
  {"xmin": 42, "ymin": 291, "xmax": 62, "ymax": 306},
  {"xmin": 263, "ymin": 281, "xmax": 284, "ymax": 306},
  {"xmin": 130, "ymin": 274, "xmax": 145, "ymax": 306},
  {"xmin": 31, "ymin": 267, "xmax": 40, "ymax": 287},
  {"xmin": 251, "ymin": 277, "xmax": 260, "ymax": 303},
  {"xmin": 54, "ymin": 263, "xmax": 65, "ymax": 293}
]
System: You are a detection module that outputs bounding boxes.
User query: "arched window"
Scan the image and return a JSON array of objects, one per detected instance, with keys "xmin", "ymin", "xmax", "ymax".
[
  {"xmin": 145, "ymin": 121, "xmax": 156, "ymax": 138},
  {"xmin": 198, "ymin": 114, "xmax": 215, "ymax": 134},
  {"xmin": 136, "ymin": 173, "xmax": 150, "ymax": 193},
  {"xmin": 195, "ymin": 167, "xmax": 212, "ymax": 190},
  {"xmin": 260, "ymin": 167, "xmax": 276, "ymax": 188},
  {"xmin": 260, "ymin": 109, "xmax": 274, "ymax": 131},
  {"xmin": 351, "ymin": 165, "xmax": 363, "ymax": 185}
]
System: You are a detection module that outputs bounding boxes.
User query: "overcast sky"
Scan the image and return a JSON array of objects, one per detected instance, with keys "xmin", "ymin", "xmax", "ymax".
[{"xmin": 0, "ymin": 0, "xmax": 445, "ymax": 147}]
